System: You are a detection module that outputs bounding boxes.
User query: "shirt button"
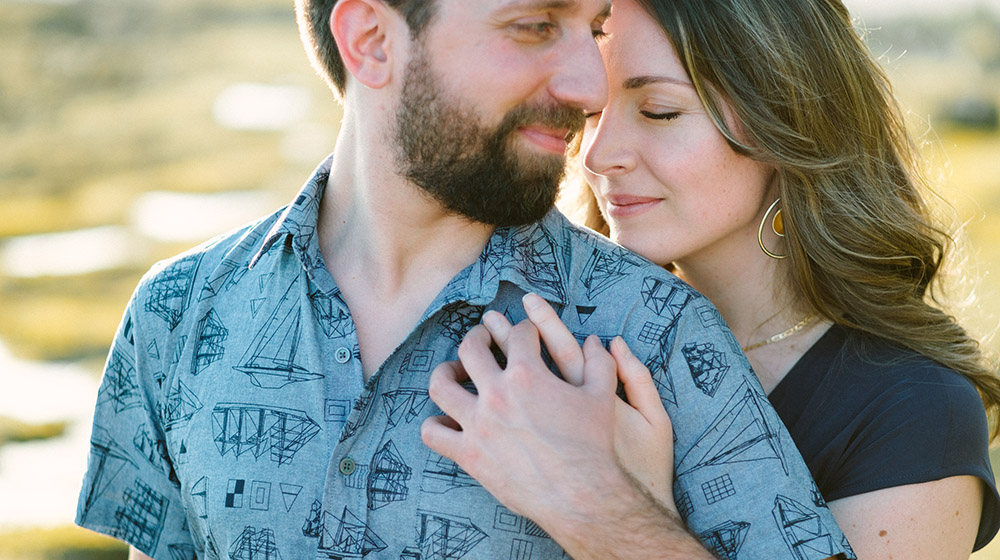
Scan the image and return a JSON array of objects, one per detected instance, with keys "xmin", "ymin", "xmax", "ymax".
[
  {"xmin": 334, "ymin": 347, "xmax": 351, "ymax": 364},
  {"xmin": 338, "ymin": 457, "xmax": 356, "ymax": 476}
]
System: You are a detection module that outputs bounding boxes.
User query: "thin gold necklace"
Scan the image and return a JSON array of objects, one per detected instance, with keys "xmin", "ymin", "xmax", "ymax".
[{"xmin": 741, "ymin": 314, "xmax": 818, "ymax": 352}]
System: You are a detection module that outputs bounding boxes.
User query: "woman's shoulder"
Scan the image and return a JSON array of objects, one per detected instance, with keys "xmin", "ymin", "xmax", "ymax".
[
  {"xmin": 776, "ymin": 325, "xmax": 979, "ymax": 421},
  {"xmin": 833, "ymin": 326, "xmax": 981, "ymax": 404},
  {"xmin": 790, "ymin": 324, "xmax": 992, "ymax": 494},
  {"xmin": 809, "ymin": 326, "xmax": 1000, "ymax": 551},
  {"xmin": 791, "ymin": 325, "xmax": 986, "ymax": 443}
]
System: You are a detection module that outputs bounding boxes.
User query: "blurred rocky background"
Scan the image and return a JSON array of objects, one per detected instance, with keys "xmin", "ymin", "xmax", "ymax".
[{"xmin": 0, "ymin": 0, "xmax": 998, "ymax": 557}]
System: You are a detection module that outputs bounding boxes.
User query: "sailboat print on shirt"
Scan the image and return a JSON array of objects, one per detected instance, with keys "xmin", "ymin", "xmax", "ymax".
[
  {"xmin": 234, "ymin": 278, "xmax": 324, "ymax": 389},
  {"xmin": 304, "ymin": 505, "xmax": 387, "ymax": 559},
  {"xmin": 407, "ymin": 510, "xmax": 488, "ymax": 559}
]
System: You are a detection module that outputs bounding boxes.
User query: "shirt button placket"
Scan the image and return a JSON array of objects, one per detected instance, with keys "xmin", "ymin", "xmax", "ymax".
[{"xmin": 329, "ymin": 342, "xmax": 367, "ymax": 518}]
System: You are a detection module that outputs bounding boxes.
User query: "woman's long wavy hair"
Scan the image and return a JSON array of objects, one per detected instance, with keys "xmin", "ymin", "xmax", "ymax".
[{"xmin": 568, "ymin": 0, "xmax": 1000, "ymax": 437}]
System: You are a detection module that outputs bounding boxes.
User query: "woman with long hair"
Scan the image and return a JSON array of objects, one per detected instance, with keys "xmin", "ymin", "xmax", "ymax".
[
  {"xmin": 578, "ymin": 0, "xmax": 1000, "ymax": 556},
  {"xmin": 447, "ymin": 0, "xmax": 1000, "ymax": 557}
]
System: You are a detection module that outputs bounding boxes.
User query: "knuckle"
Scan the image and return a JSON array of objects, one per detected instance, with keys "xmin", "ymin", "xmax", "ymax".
[
  {"xmin": 511, "ymin": 320, "xmax": 538, "ymax": 338},
  {"xmin": 419, "ymin": 418, "xmax": 435, "ymax": 440},
  {"xmin": 552, "ymin": 346, "xmax": 581, "ymax": 365},
  {"xmin": 550, "ymin": 351, "xmax": 583, "ymax": 374},
  {"xmin": 480, "ymin": 385, "xmax": 509, "ymax": 413},
  {"xmin": 628, "ymin": 363, "xmax": 652, "ymax": 382},
  {"xmin": 594, "ymin": 348, "xmax": 616, "ymax": 368},
  {"xmin": 504, "ymin": 362, "xmax": 533, "ymax": 385},
  {"xmin": 461, "ymin": 446, "xmax": 482, "ymax": 474},
  {"xmin": 490, "ymin": 326, "xmax": 510, "ymax": 346},
  {"xmin": 457, "ymin": 337, "xmax": 476, "ymax": 362},
  {"xmin": 654, "ymin": 411, "xmax": 673, "ymax": 433},
  {"xmin": 427, "ymin": 371, "xmax": 446, "ymax": 400},
  {"xmin": 532, "ymin": 308, "xmax": 556, "ymax": 327},
  {"xmin": 420, "ymin": 419, "xmax": 443, "ymax": 450},
  {"xmin": 460, "ymin": 325, "xmax": 486, "ymax": 348}
]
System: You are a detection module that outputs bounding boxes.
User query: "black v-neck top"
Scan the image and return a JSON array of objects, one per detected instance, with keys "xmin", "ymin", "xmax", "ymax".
[{"xmin": 767, "ymin": 324, "xmax": 1000, "ymax": 550}]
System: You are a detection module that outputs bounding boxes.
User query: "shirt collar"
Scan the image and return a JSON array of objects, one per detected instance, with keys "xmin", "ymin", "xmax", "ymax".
[
  {"xmin": 461, "ymin": 210, "xmax": 570, "ymax": 309},
  {"xmin": 249, "ymin": 154, "xmax": 570, "ymax": 308},
  {"xmin": 249, "ymin": 156, "xmax": 330, "ymax": 271}
]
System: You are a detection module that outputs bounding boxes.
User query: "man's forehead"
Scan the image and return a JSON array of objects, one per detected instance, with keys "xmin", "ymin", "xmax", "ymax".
[
  {"xmin": 496, "ymin": 0, "xmax": 588, "ymax": 10},
  {"xmin": 471, "ymin": 0, "xmax": 612, "ymax": 17}
]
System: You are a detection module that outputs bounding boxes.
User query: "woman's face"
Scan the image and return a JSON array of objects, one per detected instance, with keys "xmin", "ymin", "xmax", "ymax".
[{"xmin": 581, "ymin": 0, "xmax": 775, "ymax": 270}]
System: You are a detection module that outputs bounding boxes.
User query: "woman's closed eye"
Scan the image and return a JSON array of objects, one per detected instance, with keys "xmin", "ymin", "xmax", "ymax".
[{"xmin": 640, "ymin": 110, "xmax": 681, "ymax": 121}]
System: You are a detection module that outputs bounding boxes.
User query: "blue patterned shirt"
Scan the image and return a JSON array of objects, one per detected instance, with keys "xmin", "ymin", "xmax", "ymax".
[{"xmin": 77, "ymin": 156, "xmax": 854, "ymax": 559}]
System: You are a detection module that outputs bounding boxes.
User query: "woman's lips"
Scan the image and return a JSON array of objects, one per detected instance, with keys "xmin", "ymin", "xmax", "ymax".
[{"xmin": 604, "ymin": 194, "xmax": 662, "ymax": 218}]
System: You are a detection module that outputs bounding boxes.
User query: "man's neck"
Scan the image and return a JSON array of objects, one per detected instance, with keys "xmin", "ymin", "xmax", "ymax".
[
  {"xmin": 318, "ymin": 163, "xmax": 494, "ymax": 296},
  {"xmin": 315, "ymin": 134, "xmax": 495, "ymax": 378}
]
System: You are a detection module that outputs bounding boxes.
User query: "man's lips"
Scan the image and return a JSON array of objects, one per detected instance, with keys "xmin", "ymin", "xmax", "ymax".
[
  {"xmin": 519, "ymin": 125, "xmax": 572, "ymax": 154},
  {"xmin": 604, "ymin": 194, "xmax": 662, "ymax": 218}
]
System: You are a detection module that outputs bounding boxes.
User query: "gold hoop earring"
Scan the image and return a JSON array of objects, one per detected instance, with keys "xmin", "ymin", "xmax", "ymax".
[{"xmin": 758, "ymin": 198, "xmax": 787, "ymax": 259}]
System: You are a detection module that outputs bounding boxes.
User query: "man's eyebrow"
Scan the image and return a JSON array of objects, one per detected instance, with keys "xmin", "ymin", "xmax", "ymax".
[
  {"xmin": 623, "ymin": 75, "xmax": 694, "ymax": 90},
  {"xmin": 497, "ymin": 0, "xmax": 576, "ymax": 13},
  {"xmin": 496, "ymin": 0, "xmax": 610, "ymax": 18}
]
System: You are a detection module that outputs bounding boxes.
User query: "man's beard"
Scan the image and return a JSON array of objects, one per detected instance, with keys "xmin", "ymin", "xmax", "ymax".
[{"xmin": 394, "ymin": 43, "xmax": 585, "ymax": 228}]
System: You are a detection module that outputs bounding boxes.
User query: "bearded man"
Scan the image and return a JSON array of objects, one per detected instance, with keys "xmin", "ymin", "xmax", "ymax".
[{"xmin": 75, "ymin": 1, "xmax": 853, "ymax": 559}]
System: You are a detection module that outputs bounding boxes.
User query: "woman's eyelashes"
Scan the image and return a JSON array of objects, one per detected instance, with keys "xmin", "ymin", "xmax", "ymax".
[
  {"xmin": 640, "ymin": 110, "xmax": 681, "ymax": 121},
  {"xmin": 582, "ymin": 106, "xmax": 682, "ymax": 122}
]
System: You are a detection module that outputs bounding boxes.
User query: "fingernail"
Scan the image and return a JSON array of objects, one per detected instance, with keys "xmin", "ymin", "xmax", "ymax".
[
  {"xmin": 522, "ymin": 292, "xmax": 543, "ymax": 311},
  {"xmin": 482, "ymin": 310, "xmax": 503, "ymax": 331},
  {"xmin": 612, "ymin": 336, "xmax": 632, "ymax": 355}
]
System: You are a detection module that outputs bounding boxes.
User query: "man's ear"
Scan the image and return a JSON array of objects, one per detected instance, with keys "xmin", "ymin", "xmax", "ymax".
[{"xmin": 330, "ymin": 0, "xmax": 401, "ymax": 89}]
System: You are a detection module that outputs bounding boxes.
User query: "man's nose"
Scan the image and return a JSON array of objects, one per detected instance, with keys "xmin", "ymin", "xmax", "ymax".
[{"xmin": 547, "ymin": 31, "xmax": 609, "ymax": 113}]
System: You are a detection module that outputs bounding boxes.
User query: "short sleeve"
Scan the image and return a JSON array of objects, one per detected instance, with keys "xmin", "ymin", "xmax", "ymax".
[
  {"xmin": 821, "ymin": 370, "xmax": 1000, "ymax": 549},
  {"xmin": 75, "ymin": 286, "xmax": 194, "ymax": 558},
  {"xmin": 644, "ymin": 294, "xmax": 855, "ymax": 559},
  {"xmin": 824, "ymin": 372, "xmax": 991, "ymax": 497}
]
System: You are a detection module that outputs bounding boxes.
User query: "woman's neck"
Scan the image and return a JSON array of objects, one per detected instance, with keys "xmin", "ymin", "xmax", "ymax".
[{"xmin": 673, "ymin": 250, "xmax": 827, "ymax": 394}]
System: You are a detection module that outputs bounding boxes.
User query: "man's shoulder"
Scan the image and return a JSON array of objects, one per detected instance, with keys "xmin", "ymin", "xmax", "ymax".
[
  {"xmin": 530, "ymin": 210, "xmax": 724, "ymax": 339},
  {"xmin": 133, "ymin": 206, "xmax": 287, "ymax": 305},
  {"xmin": 537, "ymin": 212, "xmax": 738, "ymax": 368},
  {"xmin": 542, "ymin": 209, "xmax": 695, "ymax": 288}
]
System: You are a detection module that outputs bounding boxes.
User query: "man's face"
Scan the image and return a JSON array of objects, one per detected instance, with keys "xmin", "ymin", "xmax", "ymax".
[
  {"xmin": 393, "ymin": 0, "xmax": 610, "ymax": 227},
  {"xmin": 395, "ymin": 41, "xmax": 585, "ymax": 227}
]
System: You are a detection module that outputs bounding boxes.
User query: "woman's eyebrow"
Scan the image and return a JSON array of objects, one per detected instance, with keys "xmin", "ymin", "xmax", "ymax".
[{"xmin": 622, "ymin": 75, "xmax": 694, "ymax": 90}]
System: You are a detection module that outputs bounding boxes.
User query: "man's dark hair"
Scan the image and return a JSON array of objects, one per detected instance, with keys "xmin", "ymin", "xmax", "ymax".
[{"xmin": 295, "ymin": 0, "xmax": 438, "ymax": 97}]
